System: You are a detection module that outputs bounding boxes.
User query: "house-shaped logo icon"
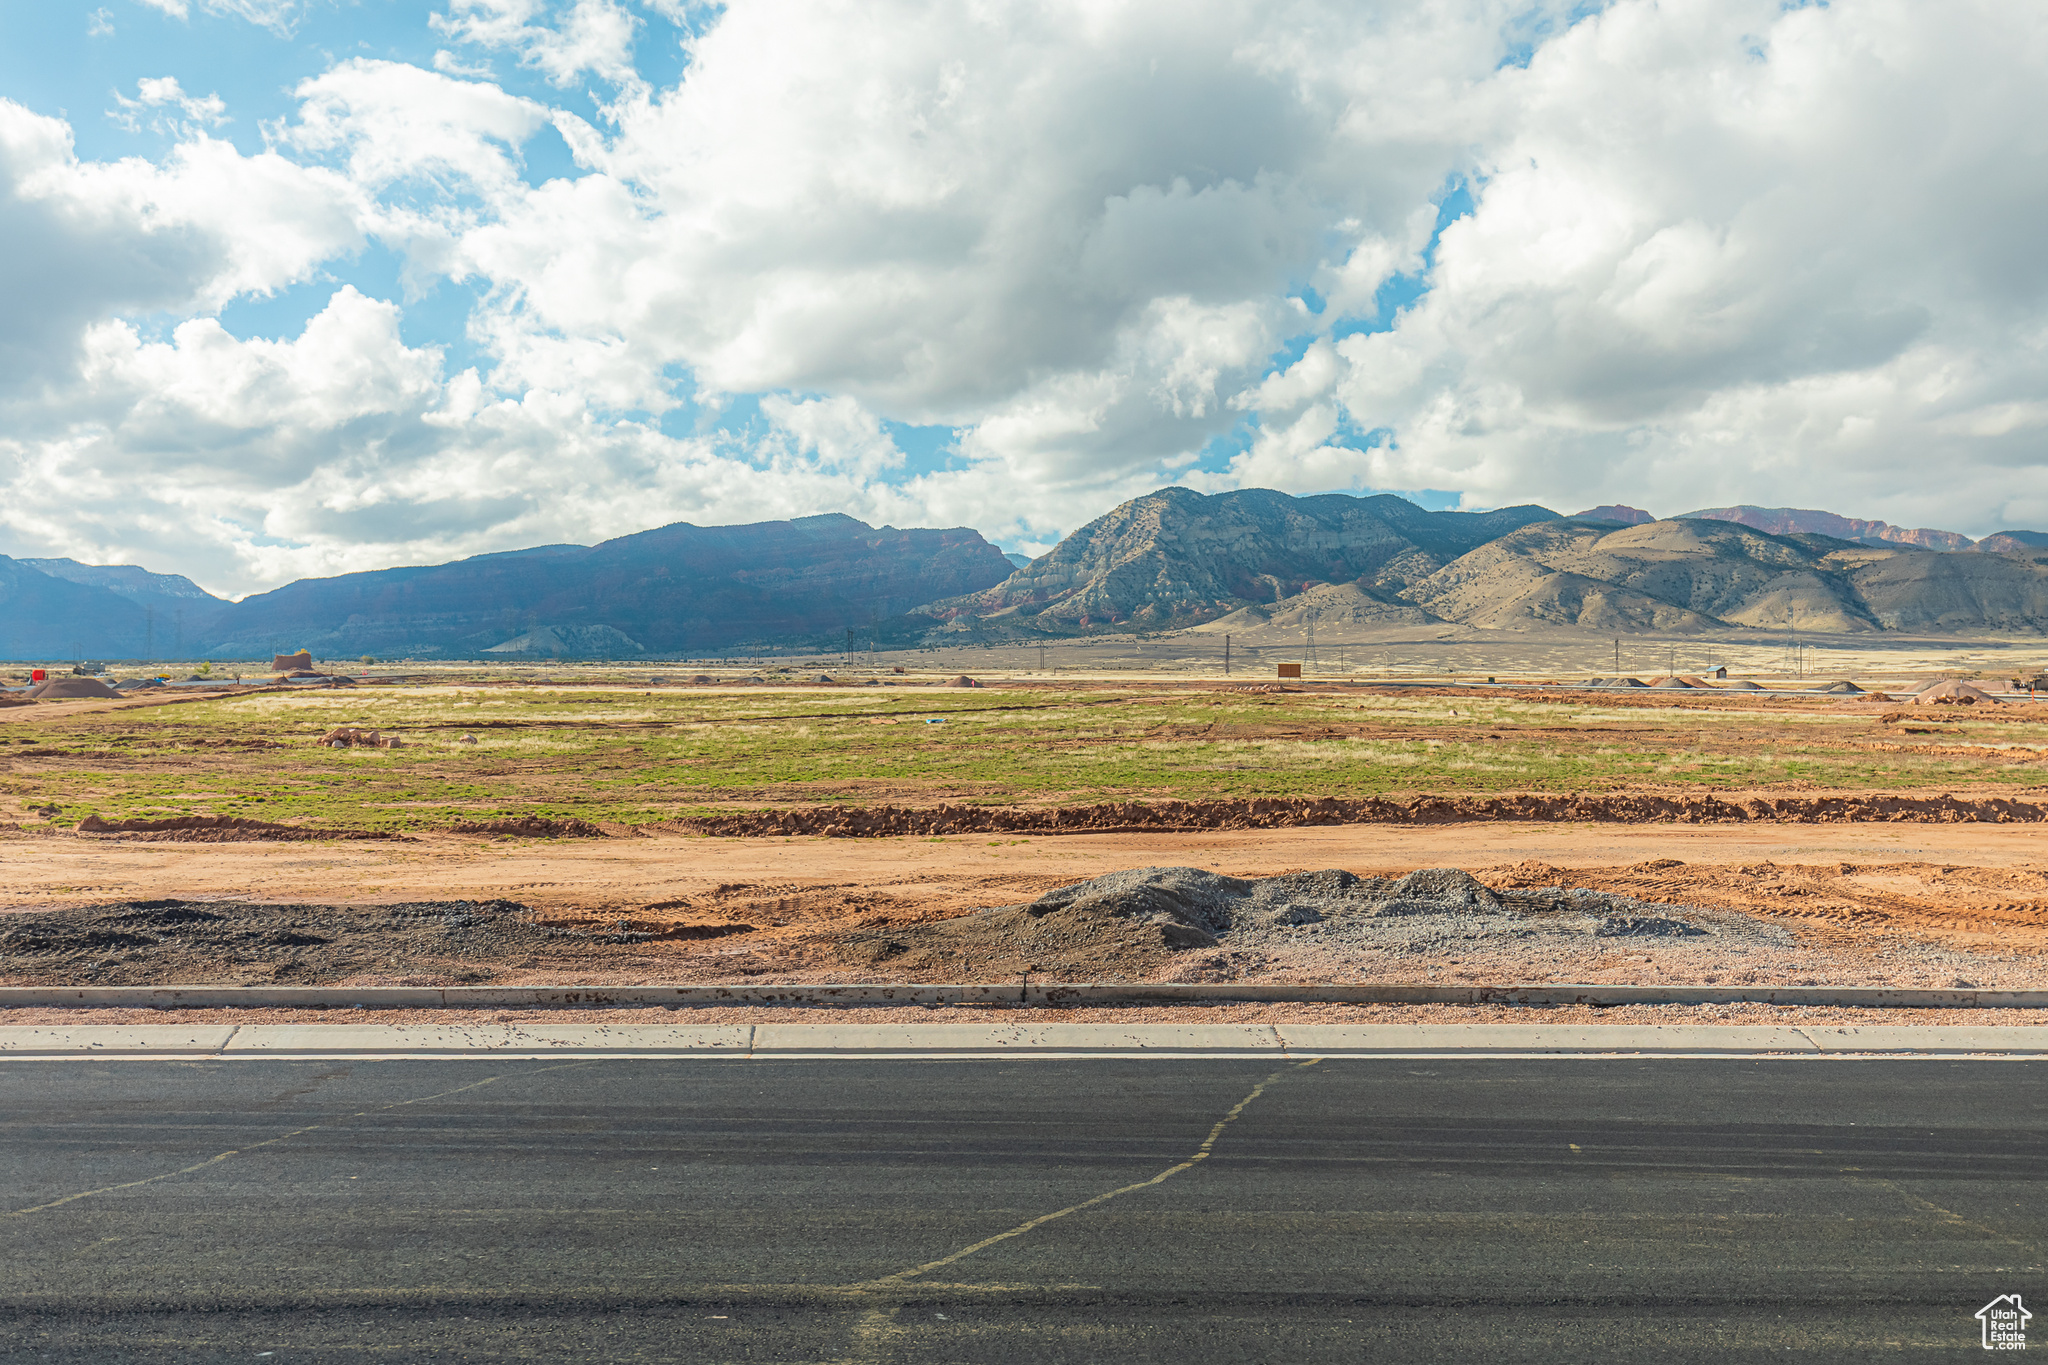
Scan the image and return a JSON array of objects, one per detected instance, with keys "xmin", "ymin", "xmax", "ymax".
[{"xmin": 1977, "ymin": 1294, "xmax": 2030, "ymax": 1349}]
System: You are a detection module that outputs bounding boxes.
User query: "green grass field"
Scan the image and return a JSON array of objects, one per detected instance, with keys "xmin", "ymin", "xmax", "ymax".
[{"xmin": 4, "ymin": 683, "xmax": 2046, "ymax": 831}]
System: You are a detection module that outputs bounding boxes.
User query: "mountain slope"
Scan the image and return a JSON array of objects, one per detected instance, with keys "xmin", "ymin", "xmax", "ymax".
[
  {"xmin": 1683, "ymin": 505, "xmax": 1976, "ymax": 551},
  {"xmin": 1395, "ymin": 516, "xmax": 2048, "ymax": 634},
  {"xmin": 915, "ymin": 487, "xmax": 1559, "ymax": 635},
  {"xmin": 19, "ymin": 558, "xmax": 228, "ymax": 648},
  {"xmin": 0, "ymin": 557, "xmax": 156, "ymax": 659},
  {"xmin": 203, "ymin": 513, "xmax": 1014, "ymax": 658}
]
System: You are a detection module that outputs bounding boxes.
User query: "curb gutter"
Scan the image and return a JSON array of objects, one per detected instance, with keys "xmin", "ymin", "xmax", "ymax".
[
  {"xmin": 4, "ymin": 1022, "xmax": 2048, "ymax": 1059},
  {"xmin": 4, "ymin": 983, "xmax": 2047, "ymax": 1010}
]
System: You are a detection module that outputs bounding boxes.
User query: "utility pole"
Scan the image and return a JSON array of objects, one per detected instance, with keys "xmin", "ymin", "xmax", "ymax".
[
  {"xmin": 1039, "ymin": 643, "xmax": 1046, "ymax": 673},
  {"xmin": 1304, "ymin": 610, "xmax": 1317, "ymax": 673},
  {"xmin": 1224, "ymin": 634, "xmax": 1230, "ymax": 676},
  {"xmin": 1613, "ymin": 639, "xmax": 1620, "ymax": 673}
]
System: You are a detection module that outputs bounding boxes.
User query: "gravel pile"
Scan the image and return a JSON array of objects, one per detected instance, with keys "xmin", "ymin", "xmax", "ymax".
[
  {"xmin": 0, "ymin": 898, "xmax": 648, "ymax": 986},
  {"xmin": 1010, "ymin": 865, "xmax": 1770, "ymax": 956}
]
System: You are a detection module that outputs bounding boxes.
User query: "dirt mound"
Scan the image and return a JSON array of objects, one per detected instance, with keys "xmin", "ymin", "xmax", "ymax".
[
  {"xmin": 829, "ymin": 865, "xmax": 1745, "ymax": 982},
  {"xmin": 1723, "ymin": 680, "xmax": 1765, "ymax": 690},
  {"xmin": 944, "ymin": 674, "xmax": 983, "ymax": 688},
  {"xmin": 75, "ymin": 814, "xmax": 401, "ymax": 842},
  {"xmin": 666, "ymin": 791, "xmax": 2048, "ymax": 839},
  {"xmin": 1915, "ymin": 679, "xmax": 1994, "ymax": 705},
  {"xmin": 28, "ymin": 678, "xmax": 120, "ymax": 700},
  {"xmin": 450, "ymin": 815, "xmax": 606, "ymax": 838}
]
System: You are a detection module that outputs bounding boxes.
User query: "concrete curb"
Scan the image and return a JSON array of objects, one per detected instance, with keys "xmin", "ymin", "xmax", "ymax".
[
  {"xmin": 4, "ymin": 1022, "xmax": 2047, "ymax": 1059},
  {"xmin": 4, "ymin": 983, "xmax": 2047, "ymax": 1010}
]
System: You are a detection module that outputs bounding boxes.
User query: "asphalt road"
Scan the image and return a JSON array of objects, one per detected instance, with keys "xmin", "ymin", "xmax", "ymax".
[{"xmin": 3, "ymin": 1058, "xmax": 2043, "ymax": 1362}]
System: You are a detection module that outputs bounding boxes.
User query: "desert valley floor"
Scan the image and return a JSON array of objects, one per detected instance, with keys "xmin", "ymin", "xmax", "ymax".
[{"xmin": 7, "ymin": 647, "xmax": 2048, "ymax": 1026}]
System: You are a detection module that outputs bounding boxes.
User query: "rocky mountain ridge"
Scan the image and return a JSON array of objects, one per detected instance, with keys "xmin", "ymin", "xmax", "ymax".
[
  {"xmin": 914, "ymin": 488, "xmax": 1558, "ymax": 635},
  {"xmin": 14, "ymin": 490, "xmax": 2048, "ymax": 662},
  {"xmin": 921, "ymin": 492, "xmax": 2048, "ymax": 640}
]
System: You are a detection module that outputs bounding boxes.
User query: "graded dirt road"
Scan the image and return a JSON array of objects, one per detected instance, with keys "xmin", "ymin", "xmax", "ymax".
[{"xmin": 4, "ymin": 1057, "xmax": 2039, "ymax": 1362}]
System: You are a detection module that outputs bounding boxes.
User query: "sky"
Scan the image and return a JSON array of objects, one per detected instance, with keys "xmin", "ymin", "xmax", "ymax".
[{"xmin": 2, "ymin": 0, "xmax": 2047, "ymax": 598}]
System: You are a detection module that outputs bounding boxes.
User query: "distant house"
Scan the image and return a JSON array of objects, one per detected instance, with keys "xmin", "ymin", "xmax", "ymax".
[{"xmin": 1708, "ymin": 665, "xmax": 1727, "ymax": 679}]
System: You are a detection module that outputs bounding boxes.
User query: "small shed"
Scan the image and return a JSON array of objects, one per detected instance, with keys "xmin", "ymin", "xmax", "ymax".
[{"xmin": 1277, "ymin": 663, "xmax": 1302, "ymax": 679}]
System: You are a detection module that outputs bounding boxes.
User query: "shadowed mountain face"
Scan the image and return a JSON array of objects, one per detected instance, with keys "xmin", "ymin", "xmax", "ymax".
[
  {"xmin": 18, "ymin": 558, "xmax": 227, "ymax": 651},
  {"xmin": 914, "ymin": 487, "xmax": 1560, "ymax": 634},
  {"xmin": 0, "ymin": 556, "xmax": 159, "ymax": 659},
  {"xmin": 202, "ymin": 514, "xmax": 1014, "ymax": 659}
]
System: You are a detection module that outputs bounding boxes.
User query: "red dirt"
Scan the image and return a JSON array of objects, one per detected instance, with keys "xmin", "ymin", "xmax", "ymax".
[
  {"xmin": 450, "ymin": 815, "xmax": 607, "ymax": 838},
  {"xmin": 652, "ymin": 791, "xmax": 2048, "ymax": 839},
  {"xmin": 75, "ymin": 814, "xmax": 403, "ymax": 843}
]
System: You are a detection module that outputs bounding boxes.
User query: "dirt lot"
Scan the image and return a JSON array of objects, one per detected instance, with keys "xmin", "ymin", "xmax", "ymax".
[
  {"xmin": 4, "ymin": 824, "xmax": 2045, "ymax": 999},
  {"xmin": 5, "ymin": 672, "xmax": 2048, "ymax": 1011},
  {"xmin": 10, "ymin": 677, "xmax": 2048, "ymax": 835}
]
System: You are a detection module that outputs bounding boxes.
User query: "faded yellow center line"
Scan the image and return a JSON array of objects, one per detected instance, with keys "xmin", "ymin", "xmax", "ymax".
[
  {"xmin": 864, "ymin": 1057, "xmax": 1320, "ymax": 1289},
  {"xmin": 4, "ymin": 1061, "xmax": 597, "ymax": 1219}
]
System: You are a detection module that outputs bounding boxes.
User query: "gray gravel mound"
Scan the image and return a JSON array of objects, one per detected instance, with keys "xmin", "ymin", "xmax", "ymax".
[
  {"xmin": 0, "ymin": 898, "xmax": 652, "ymax": 986},
  {"xmin": 1003, "ymin": 866, "xmax": 1761, "ymax": 957}
]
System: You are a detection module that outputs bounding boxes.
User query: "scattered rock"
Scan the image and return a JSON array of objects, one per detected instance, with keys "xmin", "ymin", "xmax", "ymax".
[{"xmin": 319, "ymin": 727, "xmax": 403, "ymax": 749}]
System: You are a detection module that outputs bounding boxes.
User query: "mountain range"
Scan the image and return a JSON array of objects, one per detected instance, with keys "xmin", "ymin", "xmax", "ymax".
[
  {"xmin": 1, "ymin": 516, "xmax": 1010, "ymax": 661},
  {"xmin": 921, "ymin": 492, "xmax": 2048, "ymax": 640},
  {"xmin": 1578, "ymin": 503, "xmax": 2048, "ymax": 554},
  {"xmin": 912, "ymin": 489, "xmax": 1557, "ymax": 635},
  {"xmin": 10, "ymin": 492, "xmax": 2048, "ymax": 661}
]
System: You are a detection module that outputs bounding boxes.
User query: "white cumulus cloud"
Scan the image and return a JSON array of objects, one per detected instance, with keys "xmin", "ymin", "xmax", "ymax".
[{"xmin": 6, "ymin": 0, "xmax": 2048, "ymax": 594}]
